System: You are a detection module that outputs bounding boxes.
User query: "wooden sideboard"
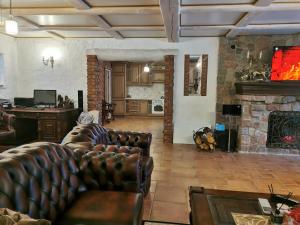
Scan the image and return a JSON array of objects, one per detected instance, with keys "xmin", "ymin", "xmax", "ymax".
[{"xmin": 6, "ymin": 108, "xmax": 78, "ymax": 143}]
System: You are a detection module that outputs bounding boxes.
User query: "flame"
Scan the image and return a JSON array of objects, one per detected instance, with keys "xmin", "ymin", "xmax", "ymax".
[
  {"xmin": 281, "ymin": 62, "xmax": 300, "ymax": 80},
  {"xmin": 271, "ymin": 46, "xmax": 300, "ymax": 80},
  {"xmin": 281, "ymin": 135, "xmax": 296, "ymax": 143}
]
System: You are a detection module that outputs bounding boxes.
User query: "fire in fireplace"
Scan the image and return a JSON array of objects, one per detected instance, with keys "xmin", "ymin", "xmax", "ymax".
[{"xmin": 266, "ymin": 111, "xmax": 300, "ymax": 149}]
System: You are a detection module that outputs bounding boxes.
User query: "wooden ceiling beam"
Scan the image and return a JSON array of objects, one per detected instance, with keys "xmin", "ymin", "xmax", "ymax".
[
  {"xmin": 226, "ymin": 0, "xmax": 274, "ymax": 38},
  {"xmin": 15, "ymin": 16, "xmax": 65, "ymax": 40},
  {"xmin": 181, "ymin": 23, "xmax": 300, "ymax": 30},
  {"xmin": 67, "ymin": 0, "xmax": 90, "ymax": 10},
  {"xmin": 181, "ymin": 3, "xmax": 300, "ymax": 13},
  {"xmin": 159, "ymin": 0, "xmax": 179, "ymax": 42},
  {"xmin": 3, "ymin": 6, "xmax": 161, "ymax": 16},
  {"xmin": 18, "ymin": 26, "xmax": 165, "ymax": 32},
  {"xmin": 66, "ymin": 0, "xmax": 123, "ymax": 39}
]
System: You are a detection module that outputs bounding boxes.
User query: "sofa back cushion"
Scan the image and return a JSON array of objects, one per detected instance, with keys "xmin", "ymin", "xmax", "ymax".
[
  {"xmin": 61, "ymin": 124, "xmax": 109, "ymax": 146},
  {"xmin": 0, "ymin": 142, "xmax": 79, "ymax": 221},
  {"xmin": 79, "ymin": 151, "xmax": 142, "ymax": 193}
]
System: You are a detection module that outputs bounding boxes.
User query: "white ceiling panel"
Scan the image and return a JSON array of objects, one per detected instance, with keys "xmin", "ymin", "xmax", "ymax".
[
  {"xmin": 0, "ymin": 0, "xmax": 71, "ymax": 7},
  {"xmin": 15, "ymin": 31, "xmax": 52, "ymax": 38},
  {"xmin": 103, "ymin": 15, "xmax": 163, "ymax": 26},
  {"xmin": 251, "ymin": 11, "xmax": 300, "ymax": 24},
  {"xmin": 120, "ymin": 30, "xmax": 165, "ymax": 38},
  {"xmin": 181, "ymin": 0, "xmax": 255, "ymax": 5},
  {"xmin": 181, "ymin": 12, "xmax": 243, "ymax": 26},
  {"xmin": 86, "ymin": 0, "xmax": 159, "ymax": 6},
  {"xmin": 54, "ymin": 31, "xmax": 111, "ymax": 38},
  {"xmin": 23, "ymin": 15, "xmax": 95, "ymax": 26},
  {"xmin": 238, "ymin": 28, "xmax": 300, "ymax": 35},
  {"xmin": 180, "ymin": 29, "xmax": 228, "ymax": 37}
]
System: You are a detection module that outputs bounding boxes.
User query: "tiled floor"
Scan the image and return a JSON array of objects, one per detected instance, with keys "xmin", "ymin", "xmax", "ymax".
[{"xmin": 105, "ymin": 117, "xmax": 300, "ymax": 224}]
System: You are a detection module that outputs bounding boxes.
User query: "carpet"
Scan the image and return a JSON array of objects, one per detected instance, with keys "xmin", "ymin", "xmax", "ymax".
[{"xmin": 143, "ymin": 221, "xmax": 189, "ymax": 225}]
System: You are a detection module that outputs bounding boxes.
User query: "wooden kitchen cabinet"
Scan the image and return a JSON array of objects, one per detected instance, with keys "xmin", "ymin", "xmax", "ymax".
[
  {"xmin": 126, "ymin": 99, "xmax": 151, "ymax": 115},
  {"xmin": 113, "ymin": 100, "xmax": 125, "ymax": 115},
  {"xmin": 152, "ymin": 72, "xmax": 165, "ymax": 83},
  {"xmin": 140, "ymin": 100, "xmax": 149, "ymax": 114},
  {"xmin": 112, "ymin": 62, "xmax": 126, "ymax": 115},
  {"xmin": 127, "ymin": 63, "xmax": 152, "ymax": 86},
  {"xmin": 127, "ymin": 64, "xmax": 140, "ymax": 85}
]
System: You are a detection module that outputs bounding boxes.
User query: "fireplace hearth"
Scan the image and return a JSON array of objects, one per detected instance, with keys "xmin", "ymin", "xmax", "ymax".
[
  {"xmin": 236, "ymin": 95, "xmax": 300, "ymax": 154},
  {"xmin": 267, "ymin": 111, "xmax": 300, "ymax": 149}
]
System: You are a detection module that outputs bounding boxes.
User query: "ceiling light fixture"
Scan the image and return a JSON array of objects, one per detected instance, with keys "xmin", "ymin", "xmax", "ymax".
[
  {"xmin": 5, "ymin": 0, "xmax": 18, "ymax": 35},
  {"xmin": 143, "ymin": 64, "xmax": 150, "ymax": 73}
]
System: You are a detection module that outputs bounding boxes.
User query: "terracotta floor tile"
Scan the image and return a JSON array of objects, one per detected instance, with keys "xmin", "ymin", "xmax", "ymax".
[
  {"xmin": 106, "ymin": 118, "xmax": 300, "ymax": 224},
  {"xmin": 154, "ymin": 184, "xmax": 187, "ymax": 204},
  {"xmin": 151, "ymin": 201, "xmax": 189, "ymax": 224}
]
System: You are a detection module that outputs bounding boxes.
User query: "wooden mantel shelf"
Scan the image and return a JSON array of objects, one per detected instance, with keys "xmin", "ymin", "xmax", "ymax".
[{"xmin": 235, "ymin": 81, "xmax": 300, "ymax": 96}]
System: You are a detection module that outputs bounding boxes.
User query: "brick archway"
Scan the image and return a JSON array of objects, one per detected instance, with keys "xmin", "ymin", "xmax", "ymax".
[{"xmin": 87, "ymin": 54, "xmax": 175, "ymax": 143}]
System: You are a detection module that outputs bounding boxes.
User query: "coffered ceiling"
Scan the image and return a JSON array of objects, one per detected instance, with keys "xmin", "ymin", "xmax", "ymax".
[{"xmin": 0, "ymin": 0, "xmax": 299, "ymax": 41}]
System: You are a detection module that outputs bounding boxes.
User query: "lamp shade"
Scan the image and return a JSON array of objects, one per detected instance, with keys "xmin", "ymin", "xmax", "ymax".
[
  {"xmin": 5, "ymin": 19, "xmax": 18, "ymax": 35},
  {"xmin": 143, "ymin": 64, "xmax": 150, "ymax": 73}
]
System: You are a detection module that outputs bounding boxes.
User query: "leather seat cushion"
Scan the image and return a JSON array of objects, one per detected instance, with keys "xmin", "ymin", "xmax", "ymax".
[{"xmin": 56, "ymin": 190, "xmax": 143, "ymax": 225}]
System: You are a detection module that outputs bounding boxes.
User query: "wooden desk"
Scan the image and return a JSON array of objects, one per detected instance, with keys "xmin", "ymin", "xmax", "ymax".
[{"xmin": 6, "ymin": 108, "xmax": 78, "ymax": 143}]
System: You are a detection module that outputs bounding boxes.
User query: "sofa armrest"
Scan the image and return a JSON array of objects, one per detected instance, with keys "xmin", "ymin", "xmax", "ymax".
[
  {"xmin": 107, "ymin": 129, "xmax": 152, "ymax": 157},
  {"xmin": 79, "ymin": 151, "xmax": 143, "ymax": 193}
]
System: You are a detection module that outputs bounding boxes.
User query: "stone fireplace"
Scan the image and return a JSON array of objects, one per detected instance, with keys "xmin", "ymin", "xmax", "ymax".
[
  {"xmin": 237, "ymin": 95, "xmax": 300, "ymax": 154},
  {"xmin": 267, "ymin": 111, "xmax": 300, "ymax": 149}
]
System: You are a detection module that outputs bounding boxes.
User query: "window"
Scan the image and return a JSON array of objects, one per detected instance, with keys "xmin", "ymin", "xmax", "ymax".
[{"xmin": 0, "ymin": 54, "xmax": 4, "ymax": 86}]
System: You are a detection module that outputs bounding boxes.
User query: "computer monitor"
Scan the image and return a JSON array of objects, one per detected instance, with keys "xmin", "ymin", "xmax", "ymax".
[{"xmin": 34, "ymin": 90, "xmax": 56, "ymax": 107}]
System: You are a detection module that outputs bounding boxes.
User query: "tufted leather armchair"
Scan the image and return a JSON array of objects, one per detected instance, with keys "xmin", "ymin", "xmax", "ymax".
[
  {"xmin": 61, "ymin": 123, "xmax": 154, "ymax": 194},
  {"xmin": 0, "ymin": 111, "xmax": 16, "ymax": 145},
  {"xmin": 0, "ymin": 142, "xmax": 144, "ymax": 225},
  {"xmin": 62, "ymin": 123, "xmax": 152, "ymax": 157}
]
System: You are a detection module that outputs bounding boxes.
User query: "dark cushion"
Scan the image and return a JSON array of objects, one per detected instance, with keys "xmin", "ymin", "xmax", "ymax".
[
  {"xmin": 56, "ymin": 190, "xmax": 143, "ymax": 225},
  {"xmin": 79, "ymin": 151, "xmax": 142, "ymax": 192}
]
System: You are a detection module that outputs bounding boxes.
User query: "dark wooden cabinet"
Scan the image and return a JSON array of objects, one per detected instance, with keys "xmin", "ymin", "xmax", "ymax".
[{"xmin": 6, "ymin": 108, "xmax": 78, "ymax": 143}]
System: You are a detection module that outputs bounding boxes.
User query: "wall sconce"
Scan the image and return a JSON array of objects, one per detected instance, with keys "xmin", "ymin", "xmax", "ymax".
[
  {"xmin": 41, "ymin": 47, "xmax": 61, "ymax": 68},
  {"xmin": 43, "ymin": 56, "xmax": 54, "ymax": 68}
]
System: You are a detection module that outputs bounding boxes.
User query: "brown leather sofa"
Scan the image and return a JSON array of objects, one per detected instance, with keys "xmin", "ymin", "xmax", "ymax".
[
  {"xmin": 0, "ymin": 142, "xmax": 144, "ymax": 225},
  {"xmin": 61, "ymin": 123, "xmax": 154, "ymax": 195},
  {"xmin": 0, "ymin": 111, "xmax": 16, "ymax": 145}
]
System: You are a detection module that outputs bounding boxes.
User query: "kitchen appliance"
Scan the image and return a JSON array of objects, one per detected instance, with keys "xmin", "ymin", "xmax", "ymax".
[{"xmin": 152, "ymin": 99, "xmax": 164, "ymax": 114}]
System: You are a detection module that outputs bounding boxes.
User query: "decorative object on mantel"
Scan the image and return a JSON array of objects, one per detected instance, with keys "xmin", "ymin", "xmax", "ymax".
[
  {"xmin": 236, "ymin": 49, "xmax": 271, "ymax": 82},
  {"xmin": 57, "ymin": 94, "xmax": 74, "ymax": 109},
  {"xmin": 193, "ymin": 127, "xmax": 216, "ymax": 152}
]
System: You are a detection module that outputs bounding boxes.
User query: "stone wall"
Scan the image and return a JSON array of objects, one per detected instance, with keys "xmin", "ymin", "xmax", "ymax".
[
  {"xmin": 237, "ymin": 95, "xmax": 300, "ymax": 154},
  {"xmin": 216, "ymin": 34, "xmax": 300, "ymax": 124}
]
